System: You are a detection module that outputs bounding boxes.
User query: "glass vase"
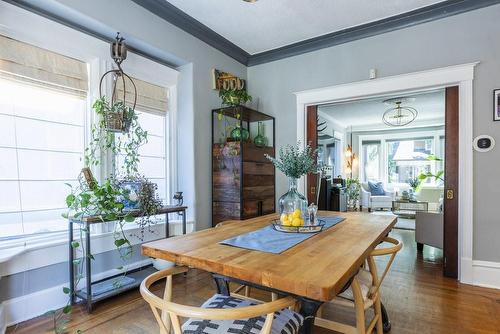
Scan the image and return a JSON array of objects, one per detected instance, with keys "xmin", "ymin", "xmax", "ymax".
[
  {"xmin": 230, "ymin": 125, "xmax": 249, "ymax": 142},
  {"xmin": 278, "ymin": 177, "xmax": 308, "ymax": 226},
  {"xmin": 253, "ymin": 121, "xmax": 267, "ymax": 147}
]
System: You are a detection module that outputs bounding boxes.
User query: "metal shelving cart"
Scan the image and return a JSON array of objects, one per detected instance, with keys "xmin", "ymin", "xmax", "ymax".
[{"xmin": 68, "ymin": 205, "xmax": 187, "ymax": 312}]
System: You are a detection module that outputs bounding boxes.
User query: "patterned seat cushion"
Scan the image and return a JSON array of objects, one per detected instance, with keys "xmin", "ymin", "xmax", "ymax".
[
  {"xmin": 181, "ymin": 294, "xmax": 303, "ymax": 334},
  {"xmin": 338, "ymin": 268, "xmax": 372, "ymax": 301}
]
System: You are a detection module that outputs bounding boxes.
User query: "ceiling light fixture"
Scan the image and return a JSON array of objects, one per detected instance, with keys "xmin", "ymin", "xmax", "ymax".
[
  {"xmin": 243, "ymin": 0, "xmax": 258, "ymax": 3},
  {"xmin": 382, "ymin": 97, "xmax": 418, "ymax": 127}
]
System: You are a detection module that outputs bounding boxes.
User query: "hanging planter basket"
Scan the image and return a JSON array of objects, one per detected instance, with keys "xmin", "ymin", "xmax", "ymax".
[{"xmin": 98, "ymin": 34, "xmax": 137, "ymax": 133}]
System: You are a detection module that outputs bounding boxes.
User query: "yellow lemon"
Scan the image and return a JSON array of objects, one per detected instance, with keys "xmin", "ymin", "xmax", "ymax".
[
  {"xmin": 282, "ymin": 219, "xmax": 292, "ymax": 226},
  {"xmin": 287, "ymin": 213, "xmax": 294, "ymax": 222},
  {"xmin": 292, "ymin": 217, "xmax": 302, "ymax": 227},
  {"xmin": 280, "ymin": 213, "xmax": 288, "ymax": 223},
  {"xmin": 292, "ymin": 209, "xmax": 302, "ymax": 219}
]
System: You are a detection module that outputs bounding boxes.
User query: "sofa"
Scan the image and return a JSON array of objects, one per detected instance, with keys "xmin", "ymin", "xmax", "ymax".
[
  {"xmin": 415, "ymin": 211, "xmax": 443, "ymax": 250},
  {"xmin": 360, "ymin": 182, "xmax": 395, "ymax": 212}
]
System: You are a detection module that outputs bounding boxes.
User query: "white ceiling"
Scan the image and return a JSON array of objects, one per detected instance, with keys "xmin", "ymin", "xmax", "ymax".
[
  {"xmin": 318, "ymin": 89, "xmax": 445, "ymax": 132},
  {"xmin": 165, "ymin": 0, "xmax": 445, "ymax": 54}
]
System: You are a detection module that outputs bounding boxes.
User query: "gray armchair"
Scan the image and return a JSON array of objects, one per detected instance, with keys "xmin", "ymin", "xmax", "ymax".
[{"xmin": 415, "ymin": 211, "xmax": 443, "ymax": 250}]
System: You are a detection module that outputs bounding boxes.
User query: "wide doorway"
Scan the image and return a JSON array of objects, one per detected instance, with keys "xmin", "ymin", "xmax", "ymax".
[{"xmin": 306, "ymin": 86, "xmax": 459, "ymax": 278}]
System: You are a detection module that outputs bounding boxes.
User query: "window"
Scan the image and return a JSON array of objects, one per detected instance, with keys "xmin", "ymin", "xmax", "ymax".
[
  {"xmin": 0, "ymin": 35, "xmax": 88, "ymax": 240},
  {"xmin": 116, "ymin": 110, "xmax": 168, "ymax": 202},
  {"xmin": 362, "ymin": 141, "xmax": 381, "ymax": 181},
  {"xmin": 115, "ymin": 77, "xmax": 169, "ymax": 204},
  {"xmin": 386, "ymin": 138, "xmax": 433, "ymax": 184},
  {"xmin": 0, "ymin": 78, "xmax": 86, "ymax": 239}
]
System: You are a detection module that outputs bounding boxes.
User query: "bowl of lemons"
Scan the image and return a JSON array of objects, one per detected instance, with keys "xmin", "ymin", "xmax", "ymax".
[{"xmin": 272, "ymin": 209, "xmax": 325, "ymax": 233}]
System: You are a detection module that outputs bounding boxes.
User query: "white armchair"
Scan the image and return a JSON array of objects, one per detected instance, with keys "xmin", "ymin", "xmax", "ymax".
[{"xmin": 360, "ymin": 182, "xmax": 395, "ymax": 212}]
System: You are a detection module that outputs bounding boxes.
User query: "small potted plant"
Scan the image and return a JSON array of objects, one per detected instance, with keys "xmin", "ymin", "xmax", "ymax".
[{"xmin": 218, "ymin": 88, "xmax": 252, "ymax": 141}]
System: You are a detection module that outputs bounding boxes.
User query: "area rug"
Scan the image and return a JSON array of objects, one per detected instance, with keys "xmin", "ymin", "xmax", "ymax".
[{"xmin": 370, "ymin": 211, "xmax": 415, "ymax": 230}]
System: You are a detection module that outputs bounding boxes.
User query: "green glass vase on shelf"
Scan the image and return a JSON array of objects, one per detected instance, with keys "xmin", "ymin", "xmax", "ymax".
[
  {"xmin": 230, "ymin": 125, "xmax": 249, "ymax": 142},
  {"xmin": 253, "ymin": 121, "xmax": 268, "ymax": 147}
]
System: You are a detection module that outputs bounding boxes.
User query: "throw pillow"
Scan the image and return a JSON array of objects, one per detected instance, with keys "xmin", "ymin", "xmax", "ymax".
[{"xmin": 368, "ymin": 181, "xmax": 386, "ymax": 196}]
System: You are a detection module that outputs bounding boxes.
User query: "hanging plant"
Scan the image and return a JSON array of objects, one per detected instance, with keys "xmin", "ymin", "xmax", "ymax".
[
  {"xmin": 217, "ymin": 88, "xmax": 252, "ymax": 121},
  {"xmin": 54, "ymin": 33, "xmax": 161, "ymax": 334}
]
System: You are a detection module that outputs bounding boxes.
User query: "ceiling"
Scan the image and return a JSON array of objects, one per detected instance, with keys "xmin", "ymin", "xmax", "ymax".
[
  {"xmin": 318, "ymin": 89, "xmax": 445, "ymax": 132},
  {"xmin": 165, "ymin": 0, "xmax": 446, "ymax": 54}
]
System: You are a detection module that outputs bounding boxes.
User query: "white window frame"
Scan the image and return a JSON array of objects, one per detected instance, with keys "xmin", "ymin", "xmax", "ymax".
[
  {"xmin": 358, "ymin": 128, "xmax": 445, "ymax": 188},
  {"xmin": 0, "ymin": 2, "xmax": 179, "ymax": 252}
]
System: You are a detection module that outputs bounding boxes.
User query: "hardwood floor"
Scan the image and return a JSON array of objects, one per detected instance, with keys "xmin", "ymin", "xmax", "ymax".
[{"xmin": 7, "ymin": 229, "xmax": 500, "ymax": 333}]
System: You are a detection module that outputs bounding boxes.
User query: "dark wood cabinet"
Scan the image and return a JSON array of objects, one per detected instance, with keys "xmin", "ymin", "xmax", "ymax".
[{"xmin": 212, "ymin": 106, "xmax": 275, "ymax": 226}]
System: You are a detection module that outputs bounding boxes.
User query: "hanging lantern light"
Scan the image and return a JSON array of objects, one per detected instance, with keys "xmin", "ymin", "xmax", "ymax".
[
  {"xmin": 382, "ymin": 97, "xmax": 418, "ymax": 127},
  {"xmin": 98, "ymin": 33, "xmax": 137, "ymax": 133}
]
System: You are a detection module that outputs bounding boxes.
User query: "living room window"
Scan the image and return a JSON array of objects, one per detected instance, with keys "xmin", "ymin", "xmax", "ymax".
[
  {"xmin": 361, "ymin": 141, "xmax": 381, "ymax": 181},
  {"xmin": 0, "ymin": 35, "xmax": 88, "ymax": 240},
  {"xmin": 386, "ymin": 138, "xmax": 434, "ymax": 184}
]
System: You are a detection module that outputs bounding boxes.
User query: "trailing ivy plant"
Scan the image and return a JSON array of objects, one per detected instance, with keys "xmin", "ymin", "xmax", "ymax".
[
  {"xmin": 219, "ymin": 88, "xmax": 252, "ymax": 107},
  {"xmin": 51, "ymin": 97, "xmax": 156, "ymax": 333}
]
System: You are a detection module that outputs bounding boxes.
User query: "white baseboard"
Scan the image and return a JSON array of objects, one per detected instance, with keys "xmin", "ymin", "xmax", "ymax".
[
  {"xmin": 4, "ymin": 258, "xmax": 152, "ymax": 327},
  {"xmin": 472, "ymin": 260, "xmax": 500, "ymax": 289}
]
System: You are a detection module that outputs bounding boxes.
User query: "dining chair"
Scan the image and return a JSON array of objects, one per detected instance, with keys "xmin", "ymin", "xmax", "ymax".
[
  {"xmin": 140, "ymin": 266, "xmax": 304, "ymax": 334},
  {"xmin": 315, "ymin": 236, "xmax": 402, "ymax": 334}
]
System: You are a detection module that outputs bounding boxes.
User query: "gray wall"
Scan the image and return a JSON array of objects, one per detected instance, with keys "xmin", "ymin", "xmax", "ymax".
[{"xmin": 248, "ymin": 5, "xmax": 500, "ymax": 262}]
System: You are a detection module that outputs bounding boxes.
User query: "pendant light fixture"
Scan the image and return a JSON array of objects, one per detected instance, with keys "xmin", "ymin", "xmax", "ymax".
[{"xmin": 382, "ymin": 97, "xmax": 418, "ymax": 127}]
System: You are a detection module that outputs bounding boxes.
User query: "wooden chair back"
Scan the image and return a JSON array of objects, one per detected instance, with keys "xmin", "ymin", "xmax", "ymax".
[
  {"xmin": 367, "ymin": 236, "xmax": 403, "ymax": 299},
  {"xmin": 140, "ymin": 266, "xmax": 297, "ymax": 334}
]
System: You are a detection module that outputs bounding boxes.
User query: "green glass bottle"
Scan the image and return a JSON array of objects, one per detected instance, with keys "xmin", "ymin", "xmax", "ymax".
[{"xmin": 253, "ymin": 122, "xmax": 267, "ymax": 147}]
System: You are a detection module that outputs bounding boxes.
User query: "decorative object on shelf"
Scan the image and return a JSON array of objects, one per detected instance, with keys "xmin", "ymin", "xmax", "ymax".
[
  {"xmin": 253, "ymin": 121, "xmax": 267, "ymax": 147},
  {"xmin": 212, "ymin": 68, "xmax": 246, "ymax": 91},
  {"xmin": 118, "ymin": 180, "xmax": 141, "ymax": 210},
  {"xmin": 345, "ymin": 178, "xmax": 361, "ymax": 211},
  {"xmin": 265, "ymin": 142, "xmax": 317, "ymax": 225},
  {"xmin": 494, "ymin": 89, "xmax": 500, "ymax": 121},
  {"xmin": 212, "ymin": 106, "xmax": 275, "ymax": 226},
  {"xmin": 222, "ymin": 141, "xmax": 241, "ymax": 183},
  {"xmin": 173, "ymin": 191, "xmax": 184, "ymax": 206},
  {"xmin": 219, "ymin": 88, "xmax": 252, "ymax": 107},
  {"xmin": 230, "ymin": 125, "xmax": 250, "ymax": 141},
  {"xmin": 382, "ymin": 97, "xmax": 418, "ymax": 127}
]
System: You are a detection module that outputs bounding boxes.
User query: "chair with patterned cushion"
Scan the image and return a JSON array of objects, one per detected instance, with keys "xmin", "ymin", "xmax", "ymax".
[
  {"xmin": 315, "ymin": 237, "xmax": 402, "ymax": 334},
  {"xmin": 140, "ymin": 266, "xmax": 303, "ymax": 334}
]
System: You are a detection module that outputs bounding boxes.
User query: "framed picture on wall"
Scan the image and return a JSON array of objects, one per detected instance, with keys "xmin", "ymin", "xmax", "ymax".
[{"xmin": 494, "ymin": 89, "xmax": 500, "ymax": 121}]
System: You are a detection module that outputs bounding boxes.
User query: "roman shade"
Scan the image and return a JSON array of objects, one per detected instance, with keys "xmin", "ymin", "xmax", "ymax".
[
  {"xmin": 0, "ymin": 34, "xmax": 88, "ymax": 96},
  {"xmin": 115, "ymin": 76, "xmax": 168, "ymax": 114}
]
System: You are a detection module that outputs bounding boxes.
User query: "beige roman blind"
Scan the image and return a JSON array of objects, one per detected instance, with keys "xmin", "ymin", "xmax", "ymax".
[
  {"xmin": 115, "ymin": 76, "xmax": 168, "ymax": 114},
  {"xmin": 0, "ymin": 34, "xmax": 88, "ymax": 96}
]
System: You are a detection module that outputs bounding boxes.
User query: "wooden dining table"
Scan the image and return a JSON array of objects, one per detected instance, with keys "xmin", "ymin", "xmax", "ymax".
[{"xmin": 142, "ymin": 211, "xmax": 397, "ymax": 333}]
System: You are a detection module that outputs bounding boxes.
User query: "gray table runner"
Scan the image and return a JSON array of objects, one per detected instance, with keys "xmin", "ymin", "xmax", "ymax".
[{"xmin": 219, "ymin": 216, "xmax": 345, "ymax": 254}]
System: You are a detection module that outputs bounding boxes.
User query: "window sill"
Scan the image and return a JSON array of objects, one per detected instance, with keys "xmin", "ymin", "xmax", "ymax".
[{"xmin": 0, "ymin": 219, "xmax": 194, "ymax": 276}]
